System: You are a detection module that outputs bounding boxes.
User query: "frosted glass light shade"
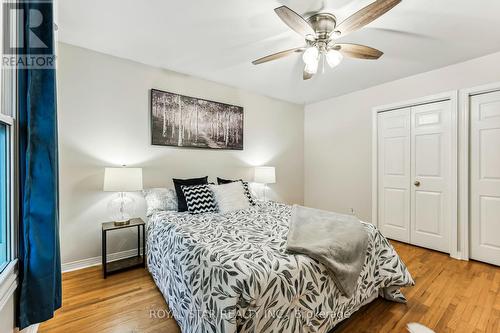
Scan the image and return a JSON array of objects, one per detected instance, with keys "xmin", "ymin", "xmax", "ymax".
[
  {"xmin": 254, "ymin": 166, "xmax": 276, "ymax": 184},
  {"xmin": 302, "ymin": 47, "xmax": 319, "ymax": 66},
  {"xmin": 103, "ymin": 167, "xmax": 143, "ymax": 192},
  {"xmin": 304, "ymin": 60, "xmax": 319, "ymax": 74},
  {"xmin": 326, "ymin": 49, "xmax": 343, "ymax": 68}
]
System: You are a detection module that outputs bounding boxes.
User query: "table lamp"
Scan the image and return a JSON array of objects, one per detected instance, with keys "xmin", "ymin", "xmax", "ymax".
[
  {"xmin": 103, "ymin": 167, "xmax": 143, "ymax": 226},
  {"xmin": 254, "ymin": 166, "xmax": 276, "ymax": 201}
]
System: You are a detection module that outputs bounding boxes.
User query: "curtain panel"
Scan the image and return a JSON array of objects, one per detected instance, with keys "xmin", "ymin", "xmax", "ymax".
[{"xmin": 16, "ymin": 0, "xmax": 61, "ymax": 328}]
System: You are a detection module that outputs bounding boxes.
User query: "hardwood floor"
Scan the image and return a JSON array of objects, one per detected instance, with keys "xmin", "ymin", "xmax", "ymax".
[
  {"xmin": 39, "ymin": 241, "xmax": 500, "ymax": 333},
  {"xmin": 38, "ymin": 266, "xmax": 179, "ymax": 333},
  {"xmin": 336, "ymin": 242, "xmax": 500, "ymax": 333}
]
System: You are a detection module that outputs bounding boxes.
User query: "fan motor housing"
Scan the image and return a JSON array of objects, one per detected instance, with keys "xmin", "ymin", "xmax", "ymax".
[{"xmin": 307, "ymin": 13, "xmax": 337, "ymax": 39}]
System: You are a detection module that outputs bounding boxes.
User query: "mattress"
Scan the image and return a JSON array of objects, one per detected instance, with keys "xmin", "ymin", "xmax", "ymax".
[{"xmin": 147, "ymin": 201, "xmax": 414, "ymax": 333}]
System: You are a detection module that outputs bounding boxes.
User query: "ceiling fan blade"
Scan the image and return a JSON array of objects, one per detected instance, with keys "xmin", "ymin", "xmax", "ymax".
[
  {"xmin": 252, "ymin": 47, "xmax": 305, "ymax": 65},
  {"xmin": 274, "ymin": 6, "xmax": 316, "ymax": 38},
  {"xmin": 336, "ymin": 43, "xmax": 383, "ymax": 60},
  {"xmin": 334, "ymin": 0, "xmax": 401, "ymax": 38},
  {"xmin": 303, "ymin": 69, "xmax": 314, "ymax": 80}
]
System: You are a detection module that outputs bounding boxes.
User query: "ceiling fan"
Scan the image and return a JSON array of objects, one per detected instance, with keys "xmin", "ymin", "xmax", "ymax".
[{"xmin": 252, "ymin": 0, "xmax": 402, "ymax": 80}]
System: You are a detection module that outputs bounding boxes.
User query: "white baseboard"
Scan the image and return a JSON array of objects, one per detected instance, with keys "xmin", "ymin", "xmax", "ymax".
[
  {"xmin": 0, "ymin": 261, "xmax": 18, "ymax": 311},
  {"xmin": 61, "ymin": 248, "xmax": 143, "ymax": 273}
]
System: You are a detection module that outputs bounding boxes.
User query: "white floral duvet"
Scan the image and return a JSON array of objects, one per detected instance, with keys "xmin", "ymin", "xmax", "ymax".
[{"xmin": 147, "ymin": 202, "xmax": 414, "ymax": 333}]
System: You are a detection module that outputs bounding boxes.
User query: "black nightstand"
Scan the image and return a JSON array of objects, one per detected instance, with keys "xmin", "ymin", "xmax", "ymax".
[{"xmin": 101, "ymin": 218, "xmax": 146, "ymax": 278}]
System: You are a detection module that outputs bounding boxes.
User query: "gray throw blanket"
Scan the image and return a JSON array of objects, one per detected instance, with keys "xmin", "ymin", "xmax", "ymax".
[{"xmin": 286, "ymin": 205, "xmax": 369, "ymax": 297}]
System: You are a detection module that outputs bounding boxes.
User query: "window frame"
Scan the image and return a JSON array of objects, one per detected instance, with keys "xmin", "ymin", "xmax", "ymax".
[
  {"xmin": 0, "ymin": 115, "xmax": 13, "ymax": 269},
  {"xmin": 0, "ymin": 0, "xmax": 19, "ymax": 308},
  {"xmin": 0, "ymin": 110, "xmax": 17, "ymax": 309}
]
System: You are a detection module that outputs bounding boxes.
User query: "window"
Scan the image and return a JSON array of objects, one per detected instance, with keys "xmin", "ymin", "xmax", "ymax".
[
  {"xmin": 0, "ymin": 120, "xmax": 10, "ymax": 272},
  {"xmin": 0, "ymin": 0, "xmax": 16, "ymax": 274}
]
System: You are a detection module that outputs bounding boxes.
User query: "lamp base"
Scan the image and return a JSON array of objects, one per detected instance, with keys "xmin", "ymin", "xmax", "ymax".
[
  {"xmin": 113, "ymin": 219, "xmax": 131, "ymax": 226},
  {"xmin": 107, "ymin": 192, "xmax": 136, "ymax": 225}
]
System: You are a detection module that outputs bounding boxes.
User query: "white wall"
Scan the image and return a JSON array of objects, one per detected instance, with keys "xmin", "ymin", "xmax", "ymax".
[
  {"xmin": 304, "ymin": 51, "xmax": 500, "ymax": 221},
  {"xmin": 58, "ymin": 43, "xmax": 304, "ymax": 266}
]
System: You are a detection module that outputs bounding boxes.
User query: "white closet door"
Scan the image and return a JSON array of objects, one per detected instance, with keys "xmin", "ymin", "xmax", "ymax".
[
  {"xmin": 410, "ymin": 101, "xmax": 452, "ymax": 253},
  {"xmin": 378, "ymin": 108, "xmax": 411, "ymax": 242},
  {"xmin": 470, "ymin": 91, "xmax": 500, "ymax": 266}
]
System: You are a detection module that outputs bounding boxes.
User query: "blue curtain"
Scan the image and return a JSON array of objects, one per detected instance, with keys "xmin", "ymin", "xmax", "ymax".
[{"xmin": 17, "ymin": 0, "xmax": 61, "ymax": 328}]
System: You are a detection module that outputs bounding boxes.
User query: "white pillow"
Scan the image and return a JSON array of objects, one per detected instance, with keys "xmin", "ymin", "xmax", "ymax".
[
  {"xmin": 210, "ymin": 182, "xmax": 251, "ymax": 213},
  {"xmin": 142, "ymin": 188, "xmax": 178, "ymax": 217}
]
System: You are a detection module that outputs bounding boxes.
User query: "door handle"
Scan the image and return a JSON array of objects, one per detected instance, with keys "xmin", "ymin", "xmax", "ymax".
[{"xmin": 414, "ymin": 180, "xmax": 421, "ymax": 187}]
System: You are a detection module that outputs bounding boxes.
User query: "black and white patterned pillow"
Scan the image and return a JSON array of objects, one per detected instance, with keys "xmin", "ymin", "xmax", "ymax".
[
  {"xmin": 241, "ymin": 181, "xmax": 256, "ymax": 206},
  {"xmin": 181, "ymin": 185, "xmax": 218, "ymax": 214},
  {"xmin": 216, "ymin": 177, "xmax": 255, "ymax": 206}
]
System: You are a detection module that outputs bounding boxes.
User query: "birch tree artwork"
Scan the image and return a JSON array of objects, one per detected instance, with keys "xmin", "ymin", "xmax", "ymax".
[{"xmin": 151, "ymin": 89, "xmax": 244, "ymax": 150}]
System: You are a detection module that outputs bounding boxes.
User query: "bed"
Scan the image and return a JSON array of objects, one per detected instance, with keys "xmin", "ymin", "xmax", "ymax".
[{"xmin": 147, "ymin": 201, "xmax": 414, "ymax": 333}]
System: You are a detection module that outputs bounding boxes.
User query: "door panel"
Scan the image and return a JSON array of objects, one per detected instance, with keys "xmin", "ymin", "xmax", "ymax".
[
  {"xmin": 414, "ymin": 191, "xmax": 442, "ymax": 235},
  {"xmin": 410, "ymin": 101, "xmax": 452, "ymax": 252},
  {"xmin": 480, "ymin": 196, "xmax": 500, "ymax": 248},
  {"xmin": 470, "ymin": 91, "xmax": 500, "ymax": 266},
  {"xmin": 378, "ymin": 109, "xmax": 410, "ymax": 242},
  {"xmin": 480, "ymin": 129, "xmax": 500, "ymax": 179},
  {"xmin": 383, "ymin": 188, "xmax": 407, "ymax": 229},
  {"xmin": 415, "ymin": 133, "xmax": 441, "ymax": 176},
  {"xmin": 384, "ymin": 138, "xmax": 406, "ymax": 175}
]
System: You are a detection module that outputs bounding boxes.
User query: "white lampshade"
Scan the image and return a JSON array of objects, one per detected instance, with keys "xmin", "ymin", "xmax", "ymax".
[
  {"xmin": 254, "ymin": 166, "xmax": 276, "ymax": 184},
  {"xmin": 103, "ymin": 167, "xmax": 143, "ymax": 192}
]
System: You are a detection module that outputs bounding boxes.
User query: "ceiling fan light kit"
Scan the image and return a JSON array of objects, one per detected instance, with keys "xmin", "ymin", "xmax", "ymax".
[{"xmin": 252, "ymin": 0, "xmax": 402, "ymax": 80}]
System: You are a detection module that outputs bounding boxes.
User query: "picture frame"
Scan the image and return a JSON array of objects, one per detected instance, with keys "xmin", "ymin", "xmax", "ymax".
[{"xmin": 150, "ymin": 89, "xmax": 244, "ymax": 150}]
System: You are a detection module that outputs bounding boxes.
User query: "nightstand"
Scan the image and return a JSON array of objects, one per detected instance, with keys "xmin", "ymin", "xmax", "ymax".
[{"xmin": 101, "ymin": 218, "xmax": 146, "ymax": 278}]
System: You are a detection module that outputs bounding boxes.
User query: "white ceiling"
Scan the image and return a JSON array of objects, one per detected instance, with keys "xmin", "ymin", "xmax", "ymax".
[{"xmin": 58, "ymin": 0, "xmax": 500, "ymax": 104}]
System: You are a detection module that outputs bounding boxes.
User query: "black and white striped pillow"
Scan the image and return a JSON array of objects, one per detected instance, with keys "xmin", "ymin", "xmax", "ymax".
[{"xmin": 181, "ymin": 184, "xmax": 218, "ymax": 214}]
